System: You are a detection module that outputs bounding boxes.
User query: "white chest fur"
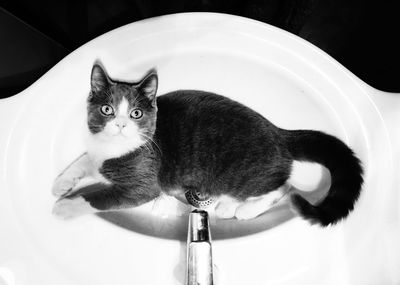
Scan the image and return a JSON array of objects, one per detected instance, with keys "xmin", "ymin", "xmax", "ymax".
[{"xmin": 86, "ymin": 133, "xmax": 145, "ymax": 167}]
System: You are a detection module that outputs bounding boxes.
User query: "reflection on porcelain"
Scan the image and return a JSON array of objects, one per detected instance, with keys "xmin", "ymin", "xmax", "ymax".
[{"xmin": 0, "ymin": 267, "xmax": 15, "ymax": 285}]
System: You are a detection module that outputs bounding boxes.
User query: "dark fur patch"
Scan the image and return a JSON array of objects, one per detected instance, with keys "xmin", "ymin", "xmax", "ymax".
[
  {"xmin": 283, "ymin": 130, "xmax": 363, "ymax": 225},
  {"xmin": 154, "ymin": 91, "xmax": 292, "ymax": 200}
]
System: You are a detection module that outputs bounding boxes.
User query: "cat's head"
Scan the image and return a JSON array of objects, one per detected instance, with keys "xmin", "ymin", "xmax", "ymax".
[{"xmin": 87, "ymin": 61, "xmax": 158, "ymax": 149}]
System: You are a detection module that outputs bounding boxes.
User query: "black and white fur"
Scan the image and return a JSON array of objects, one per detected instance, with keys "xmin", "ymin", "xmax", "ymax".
[{"xmin": 52, "ymin": 62, "xmax": 363, "ymax": 226}]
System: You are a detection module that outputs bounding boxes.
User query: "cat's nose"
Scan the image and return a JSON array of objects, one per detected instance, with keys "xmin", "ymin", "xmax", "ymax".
[{"xmin": 115, "ymin": 120, "xmax": 127, "ymax": 129}]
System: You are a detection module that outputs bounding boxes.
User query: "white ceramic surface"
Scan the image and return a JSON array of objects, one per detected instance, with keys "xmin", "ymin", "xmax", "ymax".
[{"xmin": 0, "ymin": 13, "xmax": 399, "ymax": 285}]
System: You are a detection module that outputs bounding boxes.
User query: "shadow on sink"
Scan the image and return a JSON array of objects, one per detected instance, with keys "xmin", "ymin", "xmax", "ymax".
[
  {"xmin": 96, "ymin": 176, "xmax": 330, "ymax": 241},
  {"xmin": 97, "ymin": 203, "xmax": 295, "ymax": 241},
  {"xmin": 81, "ymin": 169, "xmax": 330, "ymax": 241}
]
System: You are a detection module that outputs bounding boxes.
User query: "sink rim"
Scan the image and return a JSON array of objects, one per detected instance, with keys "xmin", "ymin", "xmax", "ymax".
[
  {"xmin": 2, "ymin": 10, "xmax": 394, "ymax": 245},
  {"xmin": 0, "ymin": 12, "xmax": 397, "ymax": 285}
]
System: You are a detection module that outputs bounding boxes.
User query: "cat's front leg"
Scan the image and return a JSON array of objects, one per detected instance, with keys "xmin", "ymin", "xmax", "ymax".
[
  {"xmin": 53, "ymin": 183, "xmax": 161, "ymax": 219},
  {"xmin": 52, "ymin": 153, "xmax": 92, "ymax": 197}
]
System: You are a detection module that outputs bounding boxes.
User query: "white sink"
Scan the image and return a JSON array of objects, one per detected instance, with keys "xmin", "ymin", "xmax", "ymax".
[{"xmin": 0, "ymin": 13, "xmax": 399, "ymax": 285}]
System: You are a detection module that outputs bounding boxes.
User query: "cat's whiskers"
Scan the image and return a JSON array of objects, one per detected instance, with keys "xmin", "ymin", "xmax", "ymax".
[
  {"xmin": 137, "ymin": 136, "xmax": 154, "ymax": 154},
  {"xmin": 142, "ymin": 142, "xmax": 152, "ymax": 154},
  {"xmin": 141, "ymin": 137, "xmax": 155, "ymax": 154},
  {"xmin": 140, "ymin": 132, "xmax": 162, "ymax": 155}
]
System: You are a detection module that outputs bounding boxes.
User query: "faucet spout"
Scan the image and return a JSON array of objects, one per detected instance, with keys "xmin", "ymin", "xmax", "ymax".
[{"xmin": 186, "ymin": 210, "xmax": 214, "ymax": 285}]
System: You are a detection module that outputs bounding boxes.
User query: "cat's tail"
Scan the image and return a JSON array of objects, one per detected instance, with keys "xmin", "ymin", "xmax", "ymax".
[{"xmin": 283, "ymin": 129, "xmax": 363, "ymax": 226}]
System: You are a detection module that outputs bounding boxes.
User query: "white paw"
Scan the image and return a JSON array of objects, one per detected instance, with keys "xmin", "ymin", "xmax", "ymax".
[
  {"xmin": 235, "ymin": 203, "xmax": 263, "ymax": 220},
  {"xmin": 214, "ymin": 201, "xmax": 238, "ymax": 219},
  {"xmin": 52, "ymin": 172, "xmax": 83, "ymax": 197},
  {"xmin": 212, "ymin": 195, "xmax": 240, "ymax": 219},
  {"xmin": 52, "ymin": 197, "xmax": 94, "ymax": 219}
]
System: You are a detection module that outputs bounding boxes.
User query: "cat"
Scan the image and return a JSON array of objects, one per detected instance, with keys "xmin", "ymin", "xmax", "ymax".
[{"xmin": 52, "ymin": 61, "xmax": 363, "ymax": 226}]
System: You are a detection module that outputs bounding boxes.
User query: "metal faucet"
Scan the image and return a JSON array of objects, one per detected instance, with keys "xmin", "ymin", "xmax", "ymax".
[{"xmin": 186, "ymin": 210, "xmax": 214, "ymax": 285}]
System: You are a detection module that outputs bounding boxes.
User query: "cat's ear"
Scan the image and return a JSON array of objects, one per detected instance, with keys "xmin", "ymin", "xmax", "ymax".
[
  {"xmin": 91, "ymin": 62, "xmax": 110, "ymax": 93},
  {"xmin": 137, "ymin": 69, "xmax": 158, "ymax": 106}
]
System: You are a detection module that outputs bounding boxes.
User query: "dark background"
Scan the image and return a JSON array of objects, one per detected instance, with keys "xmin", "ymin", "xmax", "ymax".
[{"xmin": 1, "ymin": 0, "xmax": 399, "ymax": 98}]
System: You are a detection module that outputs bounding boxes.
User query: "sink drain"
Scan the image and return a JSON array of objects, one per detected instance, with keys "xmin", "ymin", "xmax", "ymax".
[{"xmin": 185, "ymin": 189, "xmax": 216, "ymax": 209}]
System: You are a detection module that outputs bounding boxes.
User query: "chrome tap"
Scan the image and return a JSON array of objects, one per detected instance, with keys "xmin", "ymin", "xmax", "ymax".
[{"xmin": 186, "ymin": 210, "xmax": 214, "ymax": 285}]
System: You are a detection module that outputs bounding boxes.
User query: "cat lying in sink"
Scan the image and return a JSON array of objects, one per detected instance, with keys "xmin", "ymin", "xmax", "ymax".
[{"xmin": 52, "ymin": 61, "xmax": 363, "ymax": 226}]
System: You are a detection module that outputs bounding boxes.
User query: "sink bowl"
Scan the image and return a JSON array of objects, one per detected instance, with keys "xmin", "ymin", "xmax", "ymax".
[{"xmin": 0, "ymin": 13, "xmax": 399, "ymax": 285}]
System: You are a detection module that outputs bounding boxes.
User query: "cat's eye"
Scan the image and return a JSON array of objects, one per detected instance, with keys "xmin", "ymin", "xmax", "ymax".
[
  {"xmin": 100, "ymin": 105, "xmax": 114, "ymax": 116},
  {"xmin": 130, "ymin": 109, "xmax": 143, "ymax": 119}
]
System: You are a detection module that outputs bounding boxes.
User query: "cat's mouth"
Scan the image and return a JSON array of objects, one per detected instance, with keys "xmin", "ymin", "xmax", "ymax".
[
  {"xmin": 112, "ymin": 132, "xmax": 126, "ymax": 137},
  {"xmin": 109, "ymin": 132, "xmax": 143, "ymax": 143},
  {"xmin": 110, "ymin": 129, "xmax": 134, "ymax": 138}
]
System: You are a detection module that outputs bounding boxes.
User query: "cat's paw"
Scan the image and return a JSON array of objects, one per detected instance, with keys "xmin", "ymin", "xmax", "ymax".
[
  {"xmin": 52, "ymin": 196, "xmax": 95, "ymax": 219},
  {"xmin": 214, "ymin": 198, "xmax": 240, "ymax": 219},
  {"xmin": 52, "ymin": 172, "xmax": 83, "ymax": 197},
  {"xmin": 234, "ymin": 202, "xmax": 264, "ymax": 220}
]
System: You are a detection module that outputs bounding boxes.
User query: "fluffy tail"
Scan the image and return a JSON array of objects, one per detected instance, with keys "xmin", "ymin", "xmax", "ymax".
[{"xmin": 283, "ymin": 130, "xmax": 363, "ymax": 226}]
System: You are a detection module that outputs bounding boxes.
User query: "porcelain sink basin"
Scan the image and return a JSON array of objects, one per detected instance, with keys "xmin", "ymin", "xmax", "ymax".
[{"xmin": 0, "ymin": 13, "xmax": 399, "ymax": 285}]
